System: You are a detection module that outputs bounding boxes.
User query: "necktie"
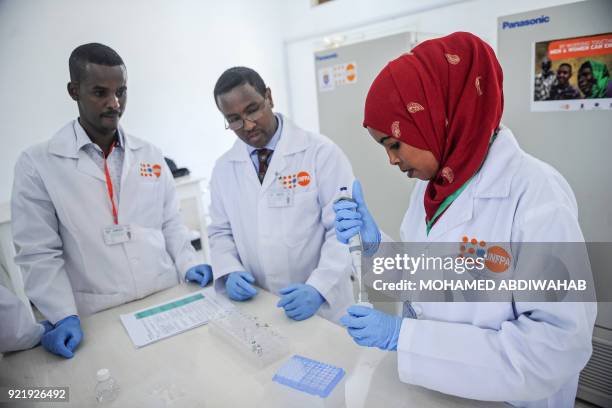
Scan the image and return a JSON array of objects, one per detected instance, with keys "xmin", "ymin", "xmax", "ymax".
[{"xmin": 256, "ymin": 148, "xmax": 272, "ymax": 184}]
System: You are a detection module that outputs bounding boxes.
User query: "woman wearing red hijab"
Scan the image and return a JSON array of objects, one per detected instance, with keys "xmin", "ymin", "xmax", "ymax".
[{"xmin": 335, "ymin": 32, "xmax": 596, "ymax": 407}]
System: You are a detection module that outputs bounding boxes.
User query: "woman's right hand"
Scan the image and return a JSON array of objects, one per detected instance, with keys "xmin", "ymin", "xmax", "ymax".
[{"xmin": 333, "ymin": 179, "xmax": 381, "ymax": 256}]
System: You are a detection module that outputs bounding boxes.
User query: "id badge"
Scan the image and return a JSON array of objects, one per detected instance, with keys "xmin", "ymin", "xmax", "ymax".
[
  {"xmin": 103, "ymin": 225, "xmax": 132, "ymax": 245},
  {"xmin": 267, "ymin": 172, "xmax": 294, "ymax": 208},
  {"xmin": 267, "ymin": 190, "xmax": 294, "ymax": 208}
]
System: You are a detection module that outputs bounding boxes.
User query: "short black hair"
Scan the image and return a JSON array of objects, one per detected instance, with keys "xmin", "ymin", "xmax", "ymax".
[
  {"xmin": 69, "ymin": 43, "xmax": 124, "ymax": 82},
  {"xmin": 578, "ymin": 61, "xmax": 592, "ymax": 73},
  {"xmin": 213, "ymin": 67, "xmax": 266, "ymax": 106},
  {"xmin": 558, "ymin": 62, "xmax": 572, "ymax": 72}
]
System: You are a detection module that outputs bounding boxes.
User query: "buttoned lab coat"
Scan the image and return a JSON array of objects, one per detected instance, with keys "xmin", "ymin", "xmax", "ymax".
[
  {"xmin": 393, "ymin": 127, "xmax": 597, "ymax": 407},
  {"xmin": 11, "ymin": 120, "xmax": 199, "ymax": 323},
  {"xmin": 209, "ymin": 114, "xmax": 355, "ymax": 322},
  {"xmin": 0, "ymin": 285, "xmax": 44, "ymax": 353}
]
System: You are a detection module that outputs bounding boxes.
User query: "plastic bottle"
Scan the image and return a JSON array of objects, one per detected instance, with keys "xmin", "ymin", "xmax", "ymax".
[{"xmin": 95, "ymin": 368, "xmax": 120, "ymax": 404}]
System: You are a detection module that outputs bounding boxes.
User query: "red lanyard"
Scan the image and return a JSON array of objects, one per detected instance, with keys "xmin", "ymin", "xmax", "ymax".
[{"xmin": 103, "ymin": 143, "xmax": 118, "ymax": 224}]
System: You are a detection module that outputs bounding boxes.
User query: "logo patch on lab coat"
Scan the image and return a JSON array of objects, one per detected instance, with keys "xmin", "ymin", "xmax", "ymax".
[
  {"xmin": 459, "ymin": 236, "xmax": 511, "ymax": 273},
  {"xmin": 279, "ymin": 171, "xmax": 311, "ymax": 189},
  {"xmin": 140, "ymin": 163, "xmax": 162, "ymax": 178},
  {"xmin": 297, "ymin": 171, "xmax": 311, "ymax": 186},
  {"xmin": 484, "ymin": 246, "xmax": 512, "ymax": 273}
]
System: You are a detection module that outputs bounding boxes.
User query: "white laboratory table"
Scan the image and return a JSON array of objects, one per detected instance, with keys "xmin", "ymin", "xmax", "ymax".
[{"xmin": 0, "ymin": 284, "xmax": 504, "ymax": 408}]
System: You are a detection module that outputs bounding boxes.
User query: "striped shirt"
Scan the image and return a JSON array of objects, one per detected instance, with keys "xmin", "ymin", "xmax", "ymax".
[{"xmin": 74, "ymin": 120, "xmax": 125, "ymax": 203}]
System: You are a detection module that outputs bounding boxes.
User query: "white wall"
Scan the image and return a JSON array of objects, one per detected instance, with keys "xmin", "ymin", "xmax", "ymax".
[
  {"xmin": 282, "ymin": 0, "xmax": 468, "ymax": 43},
  {"xmin": 0, "ymin": 0, "xmax": 287, "ymax": 203},
  {"xmin": 0, "ymin": 0, "xmax": 588, "ymax": 204},
  {"xmin": 284, "ymin": 0, "xmax": 584, "ymax": 133}
]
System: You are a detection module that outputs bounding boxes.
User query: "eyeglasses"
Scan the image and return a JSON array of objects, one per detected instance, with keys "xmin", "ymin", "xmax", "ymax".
[{"xmin": 224, "ymin": 100, "xmax": 267, "ymax": 131}]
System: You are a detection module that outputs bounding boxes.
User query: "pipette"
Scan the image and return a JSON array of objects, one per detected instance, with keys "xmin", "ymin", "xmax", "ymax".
[{"xmin": 336, "ymin": 186, "xmax": 371, "ymax": 306}]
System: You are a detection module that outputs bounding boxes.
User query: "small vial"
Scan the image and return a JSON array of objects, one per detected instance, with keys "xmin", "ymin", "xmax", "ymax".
[{"xmin": 95, "ymin": 368, "xmax": 120, "ymax": 404}]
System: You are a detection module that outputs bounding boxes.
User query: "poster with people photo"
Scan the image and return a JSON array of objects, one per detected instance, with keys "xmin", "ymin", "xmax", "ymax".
[{"xmin": 531, "ymin": 32, "xmax": 611, "ymax": 112}]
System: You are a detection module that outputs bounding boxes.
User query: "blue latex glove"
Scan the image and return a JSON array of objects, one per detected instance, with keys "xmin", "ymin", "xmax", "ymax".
[
  {"xmin": 333, "ymin": 179, "xmax": 381, "ymax": 256},
  {"xmin": 277, "ymin": 284, "xmax": 325, "ymax": 321},
  {"xmin": 339, "ymin": 305, "xmax": 402, "ymax": 350},
  {"xmin": 185, "ymin": 264, "xmax": 213, "ymax": 287},
  {"xmin": 226, "ymin": 271, "xmax": 258, "ymax": 301},
  {"xmin": 41, "ymin": 315, "xmax": 83, "ymax": 358}
]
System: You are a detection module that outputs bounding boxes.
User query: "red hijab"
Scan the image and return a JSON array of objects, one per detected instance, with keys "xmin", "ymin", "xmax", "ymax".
[{"xmin": 363, "ymin": 32, "xmax": 504, "ymax": 226}]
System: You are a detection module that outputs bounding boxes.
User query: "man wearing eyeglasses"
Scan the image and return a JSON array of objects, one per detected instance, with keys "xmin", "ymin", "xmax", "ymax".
[{"xmin": 209, "ymin": 66, "xmax": 355, "ymax": 322}]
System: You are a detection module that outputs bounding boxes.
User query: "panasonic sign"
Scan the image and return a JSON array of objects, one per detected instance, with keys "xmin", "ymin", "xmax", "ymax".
[{"xmin": 502, "ymin": 15, "xmax": 550, "ymax": 30}]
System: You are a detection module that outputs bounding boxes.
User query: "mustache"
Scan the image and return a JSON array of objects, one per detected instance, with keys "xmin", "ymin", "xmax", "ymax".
[{"xmin": 101, "ymin": 110, "xmax": 121, "ymax": 117}]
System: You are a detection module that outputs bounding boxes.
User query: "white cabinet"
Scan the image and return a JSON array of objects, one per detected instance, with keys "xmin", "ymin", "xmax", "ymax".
[{"xmin": 174, "ymin": 176, "xmax": 210, "ymax": 264}]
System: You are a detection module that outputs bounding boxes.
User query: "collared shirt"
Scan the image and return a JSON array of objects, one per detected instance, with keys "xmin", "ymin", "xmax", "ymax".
[
  {"xmin": 246, "ymin": 114, "xmax": 282, "ymax": 172},
  {"xmin": 548, "ymin": 83, "xmax": 581, "ymax": 100},
  {"xmin": 74, "ymin": 120, "xmax": 125, "ymax": 202}
]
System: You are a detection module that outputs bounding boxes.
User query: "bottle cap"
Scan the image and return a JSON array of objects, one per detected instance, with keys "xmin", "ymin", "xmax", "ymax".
[{"xmin": 97, "ymin": 368, "xmax": 110, "ymax": 382}]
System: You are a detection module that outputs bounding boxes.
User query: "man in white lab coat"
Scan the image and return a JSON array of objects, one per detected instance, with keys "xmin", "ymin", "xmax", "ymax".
[
  {"xmin": 209, "ymin": 67, "xmax": 354, "ymax": 322},
  {"xmin": 11, "ymin": 43, "xmax": 212, "ymax": 359}
]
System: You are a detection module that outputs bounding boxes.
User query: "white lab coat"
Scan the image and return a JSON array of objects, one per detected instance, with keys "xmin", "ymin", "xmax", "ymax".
[
  {"xmin": 11, "ymin": 120, "xmax": 198, "ymax": 323},
  {"xmin": 392, "ymin": 127, "xmax": 596, "ymax": 407},
  {"xmin": 209, "ymin": 114, "xmax": 354, "ymax": 322},
  {"xmin": 0, "ymin": 286, "xmax": 43, "ymax": 353}
]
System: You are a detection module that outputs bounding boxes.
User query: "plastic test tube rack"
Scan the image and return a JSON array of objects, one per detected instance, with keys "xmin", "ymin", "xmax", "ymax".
[{"xmin": 208, "ymin": 308, "xmax": 290, "ymax": 368}]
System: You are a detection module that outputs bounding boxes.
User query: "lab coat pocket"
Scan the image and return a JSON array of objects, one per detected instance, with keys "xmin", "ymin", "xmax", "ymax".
[
  {"xmin": 129, "ymin": 225, "xmax": 179, "ymax": 291},
  {"xmin": 135, "ymin": 180, "xmax": 163, "ymax": 227},
  {"xmin": 282, "ymin": 190, "xmax": 321, "ymax": 247}
]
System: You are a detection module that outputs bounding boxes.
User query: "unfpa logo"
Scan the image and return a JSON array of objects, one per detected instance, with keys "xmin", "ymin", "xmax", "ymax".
[
  {"xmin": 140, "ymin": 163, "xmax": 161, "ymax": 178},
  {"xmin": 460, "ymin": 236, "xmax": 511, "ymax": 273},
  {"xmin": 278, "ymin": 171, "xmax": 311, "ymax": 189},
  {"xmin": 297, "ymin": 171, "xmax": 310, "ymax": 186}
]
